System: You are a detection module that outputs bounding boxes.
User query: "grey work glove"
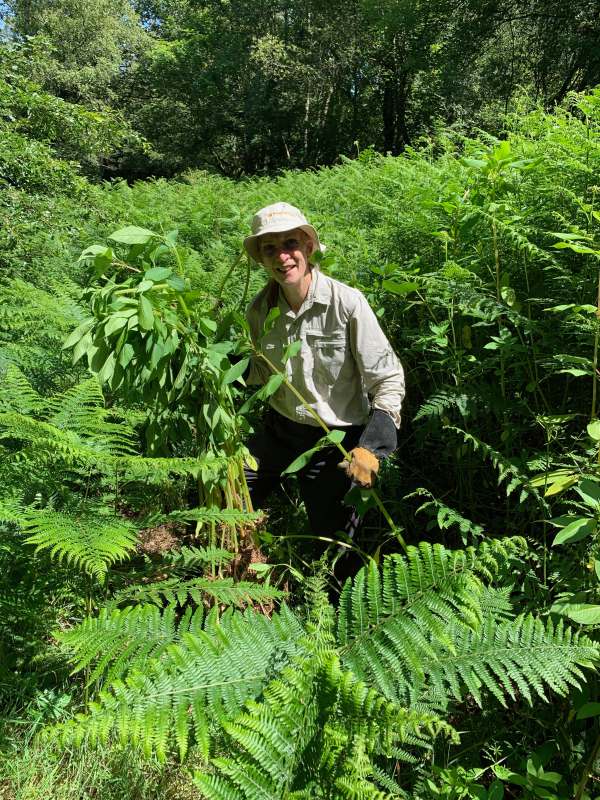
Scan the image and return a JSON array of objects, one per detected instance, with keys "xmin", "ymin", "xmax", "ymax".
[
  {"xmin": 358, "ymin": 409, "xmax": 398, "ymax": 459},
  {"xmin": 337, "ymin": 410, "xmax": 398, "ymax": 488}
]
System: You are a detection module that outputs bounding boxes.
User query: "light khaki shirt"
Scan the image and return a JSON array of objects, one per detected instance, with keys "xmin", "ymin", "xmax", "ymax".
[{"xmin": 246, "ymin": 269, "xmax": 405, "ymax": 428}]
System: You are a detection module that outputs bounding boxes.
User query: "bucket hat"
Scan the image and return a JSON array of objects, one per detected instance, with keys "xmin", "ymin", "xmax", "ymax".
[{"xmin": 243, "ymin": 202, "xmax": 324, "ymax": 262}]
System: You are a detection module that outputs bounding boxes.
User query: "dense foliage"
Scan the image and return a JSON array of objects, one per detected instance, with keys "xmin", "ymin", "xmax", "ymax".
[
  {"xmin": 1, "ymin": 0, "xmax": 600, "ymax": 177},
  {"xmin": 1, "ymin": 84, "xmax": 600, "ymax": 798}
]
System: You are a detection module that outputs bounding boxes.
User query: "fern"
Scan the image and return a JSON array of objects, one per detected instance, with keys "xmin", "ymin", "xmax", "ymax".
[
  {"xmin": 12, "ymin": 503, "xmax": 138, "ymax": 582},
  {"xmin": 52, "ymin": 604, "xmax": 305, "ymax": 761},
  {"xmin": 58, "ymin": 603, "xmax": 206, "ymax": 685},
  {"xmin": 47, "ymin": 540, "xmax": 599, "ymax": 792},
  {"xmin": 446, "ymin": 426, "xmax": 548, "ymax": 507},
  {"xmin": 110, "ymin": 575, "xmax": 285, "ymax": 608},
  {"xmin": 336, "ymin": 540, "xmax": 525, "ymax": 702},
  {"xmin": 416, "ymin": 613, "xmax": 597, "ymax": 708},
  {"xmin": 414, "ymin": 390, "xmax": 472, "ymax": 422},
  {"xmin": 193, "ymin": 647, "xmax": 453, "ymax": 800},
  {"xmin": 410, "ymin": 488, "xmax": 485, "ymax": 541},
  {"xmin": 0, "ymin": 363, "xmax": 45, "ymax": 414},
  {"xmin": 162, "ymin": 544, "xmax": 235, "ymax": 571}
]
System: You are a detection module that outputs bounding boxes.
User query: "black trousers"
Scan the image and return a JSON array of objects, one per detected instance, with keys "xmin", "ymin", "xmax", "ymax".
[{"xmin": 244, "ymin": 410, "xmax": 364, "ymax": 539}]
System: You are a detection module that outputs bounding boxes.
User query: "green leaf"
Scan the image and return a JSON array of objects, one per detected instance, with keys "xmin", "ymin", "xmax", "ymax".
[
  {"xmin": 62, "ymin": 318, "xmax": 95, "ymax": 350},
  {"xmin": 500, "ymin": 286, "xmax": 516, "ymax": 307},
  {"xmin": 167, "ymin": 275, "xmax": 186, "ymax": 292},
  {"xmin": 282, "ymin": 444, "xmax": 321, "ymax": 475},
  {"xmin": 282, "ymin": 431, "xmax": 344, "ymax": 475},
  {"xmin": 262, "ymin": 306, "xmax": 281, "ymax": 336},
  {"xmin": 461, "ymin": 157, "xmax": 486, "ymax": 169},
  {"xmin": 551, "ymin": 599, "xmax": 600, "ymax": 625},
  {"xmin": 576, "ymin": 702, "xmax": 600, "ymax": 720},
  {"xmin": 567, "ymin": 605, "xmax": 600, "ymax": 625},
  {"xmin": 261, "ymin": 372, "xmax": 285, "ymax": 398},
  {"xmin": 145, "ymin": 266, "xmax": 172, "ymax": 281},
  {"xmin": 199, "ymin": 317, "xmax": 217, "ymax": 336},
  {"xmin": 222, "ymin": 358, "xmax": 249, "ymax": 385},
  {"xmin": 552, "ymin": 241, "xmax": 598, "ymax": 254},
  {"xmin": 138, "ymin": 296, "xmax": 155, "ymax": 331},
  {"xmin": 98, "ymin": 351, "xmax": 116, "ymax": 384},
  {"xmin": 104, "ymin": 315, "xmax": 128, "ymax": 337},
  {"xmin": 545, "ymin": 475, "xmax": 578, "ymax": 496},
  {"xmin": 576, "ymin": 479, "xmax": 600, "ymax": 508},
  {"xmin": 557, "ymin": 368, "xmax": 590, "ymax": 377},
  {"xmin": 488, "ymin": 780, "xmax": 504, "ymax": 800},
  {"xmin": 550, "ymin": 231, "xmax": 589, "ymax": 241},
  {"xmin": 552, "ymin": 517, "xmax": 595, "ymax": 546},
  {"xmin": 109, "ymin": 226, "xmax": 157, "ymax": 245},
  {"xmin": 118, "ymin": 343, "xmax": 135, "ymax": 368},
  {"xmin": 587, "ymin": 421, "xmax": 600, "ymax": 440},
  {"xmin": 382, "ymin": 280, "xmax": 419, "ymax": 296},
  {"xmin": 283, "ymin": 340, "xmax": 302, "ymax": 363}
]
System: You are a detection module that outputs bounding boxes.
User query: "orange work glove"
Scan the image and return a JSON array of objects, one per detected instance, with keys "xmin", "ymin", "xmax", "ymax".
[{"xmin": 337, "ymin": 447, "xmax": 380, "ymax": 488}]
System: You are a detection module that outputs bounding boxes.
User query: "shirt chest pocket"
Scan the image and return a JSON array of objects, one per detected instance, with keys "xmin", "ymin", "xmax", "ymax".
[{"xmin": 305, "ymin": 332, "xmax": 347, "ymax": 385}]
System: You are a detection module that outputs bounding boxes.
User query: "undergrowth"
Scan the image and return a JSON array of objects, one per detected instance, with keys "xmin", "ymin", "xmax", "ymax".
[{"xmin": 2, "ymin": 90, "xmax": 600, "ymax": 798}]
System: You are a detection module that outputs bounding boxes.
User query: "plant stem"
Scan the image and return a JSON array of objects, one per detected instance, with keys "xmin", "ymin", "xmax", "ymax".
[
  {"xmin": 592, "ymin": 265, "xmax": 600, "ymax": 421},
  {"xmin": 256, "ymin": 349, "xmax": 407, "ymax": 551},
  {"xmin": 492, "ymin": 215, "xmax": 506, "ymax": 402},
  {"xmin": 574, "ymin": 726, "xmax": 600, "ymax": 800},
  {"xmin": 216, "ymin": 250, "xmax": 245, "ymax": 305}
]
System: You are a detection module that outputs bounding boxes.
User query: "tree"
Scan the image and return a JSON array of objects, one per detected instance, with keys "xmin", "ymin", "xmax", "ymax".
[{"xmin": 7, "ymin": 0, "xmax": 152, "ymax": 104}]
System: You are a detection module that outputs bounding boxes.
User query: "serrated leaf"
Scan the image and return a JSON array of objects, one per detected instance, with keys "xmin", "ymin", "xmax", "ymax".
[{"xmin": 109, "ymin": 226, "xmax": 156, "ymax": 245}]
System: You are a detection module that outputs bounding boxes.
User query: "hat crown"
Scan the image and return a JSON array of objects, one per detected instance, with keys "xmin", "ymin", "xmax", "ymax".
[
  {"xmin": 243, "ymin": 202, "xmax": 323, "ymax": 261},
  {"xmin": 251, "ymin": 203, "xmax": 308, "ymax": 236}
]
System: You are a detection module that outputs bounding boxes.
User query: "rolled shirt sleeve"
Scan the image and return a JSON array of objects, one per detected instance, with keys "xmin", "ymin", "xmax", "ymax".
[
  {"xmin": 244, "ymin": 271, "xmax": 405, "ymax": 429},
  {"xmin": 349, "ymin": 293, "xmax": 405, "ymax": 429}
]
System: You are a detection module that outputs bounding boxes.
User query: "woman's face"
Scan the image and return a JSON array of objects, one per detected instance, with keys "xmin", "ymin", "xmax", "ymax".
[{"xmin": 257, "ymin": 228, "xmax": 314, "ymax": 289}]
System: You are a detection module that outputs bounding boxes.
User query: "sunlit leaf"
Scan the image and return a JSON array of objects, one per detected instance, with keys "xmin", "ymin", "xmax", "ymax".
[
  {"xmin": 552, "ymin": 517, "xmax": 595, "ymax": 546},
  {"xmin": 109, "ymin": 226, "xmax": 157, "ymax": 245},
  {"xmin": 138, "ymin": 296, "xmax": 154, "ymax": 331}
]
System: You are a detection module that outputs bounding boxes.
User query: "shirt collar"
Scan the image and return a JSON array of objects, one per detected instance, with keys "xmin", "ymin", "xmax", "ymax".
[{"xmin": 278, "ymin": 267, "xmax": 330, "ymax": 318}]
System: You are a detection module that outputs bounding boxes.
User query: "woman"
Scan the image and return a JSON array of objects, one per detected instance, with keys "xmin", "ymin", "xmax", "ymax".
[{"xmin": 243, "ymin": 202, "xmax": 405, "ymax": 542}]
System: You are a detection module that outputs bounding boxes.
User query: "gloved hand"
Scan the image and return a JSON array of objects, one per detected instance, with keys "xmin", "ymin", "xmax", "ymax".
[{"xmin": 338, "ymin": 447, "xmax": 380, "ymax": 488}]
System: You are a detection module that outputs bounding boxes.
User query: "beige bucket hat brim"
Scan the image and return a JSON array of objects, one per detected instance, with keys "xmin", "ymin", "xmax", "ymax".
[{"xmin": 243, "ymin": 202, "xmax": 324, "ymax": 263}]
